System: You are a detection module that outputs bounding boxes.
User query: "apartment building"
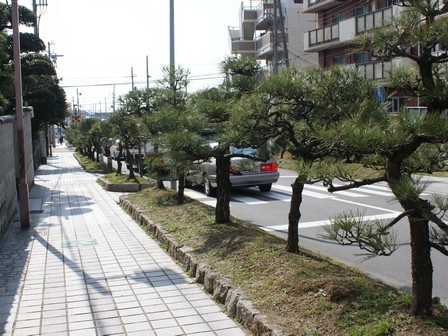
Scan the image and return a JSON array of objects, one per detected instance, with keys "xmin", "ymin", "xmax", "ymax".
[
  {"xmin": 303, "ymin": 0, "xmax": 420, "ymax": 111},
  {"xmin": 229, "ymin": 0, "xmax": 318, "ymax": 75}
]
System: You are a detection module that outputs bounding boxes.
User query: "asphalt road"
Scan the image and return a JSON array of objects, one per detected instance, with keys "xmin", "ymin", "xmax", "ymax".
[
  {"xmin": 105, "ymin": 156, "xmax": 447, "ymax": 305},
  {"xmin": 183, "ymin": 168, "xmax": 448, "ymax": 306}
]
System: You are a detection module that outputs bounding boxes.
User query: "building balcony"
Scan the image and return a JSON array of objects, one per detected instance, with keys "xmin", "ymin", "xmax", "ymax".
[
  {"xmin": 255, "ymin": 31, "xmax": 288, "ymax": 58},
  {"xmin": 356, "ymin": 61, "xmax": 391, "ymax": 81},
  {"xmin": 240, "ymin": 5, "xmax": 258, "ymax": 39},
  {"xmin": 305, "ymin": 6, "xmax": 397, "ymax": 52},
  {"xmin": 354, "ymin": 56, "xmax": 415, "ymax": 81},
  {"xmin": 304, "ymin": 0, "xmax": 349, "ymax": 14},
  {"xmin": 229, "ymin": 27, "xmax": 256, "ymax": 55}
]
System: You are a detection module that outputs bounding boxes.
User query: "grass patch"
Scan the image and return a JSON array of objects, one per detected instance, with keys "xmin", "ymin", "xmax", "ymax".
[
  {"xmin": 123, "ymin": 187, "xmax": 448, "ymax": 336},
  {"xmin": 103, "ymin": 172, "xmax": 148, "ymax": 184},
  {"xmin": 74, "ymin": 152, "xmax": 105, "ymax": 172}
]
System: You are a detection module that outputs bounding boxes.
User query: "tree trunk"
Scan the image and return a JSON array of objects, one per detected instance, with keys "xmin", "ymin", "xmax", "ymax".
[
  {"xmin": 153, "ymin": 143, "xmax": 165, "ymax": 189},
  {"xmin": 215, "ymin": 155, "xmax": 231, "ymax": 224},
  {"xmin": 387, "ymin": 160, "xmax": 434, "ymax": 316},
  {"xmin": 116, "ymin": 147, "xmax": 123, "ymax": 175},
  {"xmin": 286, "ymin": 177, "xmax": 305, "ymax": 253},
  {"xmin": 408, "ymin": 209, "xmax": 433, "ymax": 316},
  {"xmin": 96, "ymin": 142, "xmax": 100, "ymax": 162},
  {"xmin": 156, "ymin": 170, "xmax": 165, "ymax": 189},
  {"xmin": 126, "ymin": 146, "xmax": 136, "ymax": 180},
  {"xmin": 177, "ymin": 171, "xmax": 185, "ymax": 205}
]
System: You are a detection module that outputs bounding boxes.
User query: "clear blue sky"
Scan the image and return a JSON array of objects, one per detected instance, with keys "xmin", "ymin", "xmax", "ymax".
[{"xmin": 22, "ymin": 0, "xmax": 252, "ymax": 113}]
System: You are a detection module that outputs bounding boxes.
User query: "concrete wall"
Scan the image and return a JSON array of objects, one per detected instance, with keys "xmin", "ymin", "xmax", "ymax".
[
  {"xmin": 0, "ymin": 116, "xmax": 18, "ymax": 238},
  {"xmin": 0, "ymin": 111, "xmax": 34, "ymax": 239}
]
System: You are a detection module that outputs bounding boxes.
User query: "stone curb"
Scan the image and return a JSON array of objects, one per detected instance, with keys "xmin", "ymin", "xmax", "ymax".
[
  {"xmin": 119, "ymin": 197, "xmax": 287, "ymax": 336},
  {"xmin": 73, "ymin": 153, "xmax": 108, "ymax": 174},
  {"xmin": 97, "ymin": 176, "xmax": 153, "ymax": 192}
]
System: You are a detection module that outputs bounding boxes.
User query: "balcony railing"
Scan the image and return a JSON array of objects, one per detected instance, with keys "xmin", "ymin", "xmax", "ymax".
[
  {"xmin": 230, "ymin": 37, "xmax": 256, "ymax": 55},
  {"xmin": 308, "ymin": 23, "xmax": 339, "ymax": 47},
  {"xmin": 255, "ymin": 31, "xmax": 288, "ymax": 57},
  {"xmin": 356, "ymin": 7, "xmax": 393, "ymax": 34},
  {"xmin": 356, "ymin": 61, "xmax": 391, "ymax": 80},
  {"xmin": 307, "ymin": 7, "xmax": 393, "ymax": 48}
]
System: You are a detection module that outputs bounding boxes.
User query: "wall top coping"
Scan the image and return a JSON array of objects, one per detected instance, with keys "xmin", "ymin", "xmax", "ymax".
[
  {"xmin": 0, "ymin": 115, "xmax": 15, "ymax": 124},
  {"xmin": 0, "ymin": 108, "xmax": 34, "ymax": 124}
]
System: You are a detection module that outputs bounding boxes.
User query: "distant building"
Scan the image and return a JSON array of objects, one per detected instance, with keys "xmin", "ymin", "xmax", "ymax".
[
  {"xmin": 229, "ymin": 0, "xmax": 318, "ymax": 75},
  {"xmin": 91, "ymin": 112, "xmax": 109, "ymax": 121},
  {"xmin": 302, "ymin": 0, "xmax": 421, "ymax": 112}
]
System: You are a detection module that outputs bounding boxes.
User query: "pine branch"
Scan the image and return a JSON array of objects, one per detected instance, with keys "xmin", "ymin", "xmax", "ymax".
[{"xmin": 326, "ymin": 175, "xmax": 387, "ymax": 193}]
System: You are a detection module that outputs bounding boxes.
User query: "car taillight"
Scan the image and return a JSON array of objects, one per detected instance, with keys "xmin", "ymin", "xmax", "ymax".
[{"xmin": 260, "ymin": 162, "xmax": 278, "ymax": 172}]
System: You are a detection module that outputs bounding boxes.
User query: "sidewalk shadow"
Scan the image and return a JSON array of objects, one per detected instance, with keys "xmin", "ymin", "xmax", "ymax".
[{"xmin": 0, "ymin": 224, "xmax": 188, "ymax": 334}]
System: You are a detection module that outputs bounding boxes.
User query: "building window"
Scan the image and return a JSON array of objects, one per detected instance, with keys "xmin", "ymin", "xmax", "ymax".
[
  {"xmin": 387, "ymin": 0, "xmax": 400, "ymax": 6},
  {"xmin": 355, "ymin": 6, "xmax": 369, "ymax": 16},
  {"xmin": 390, "ymin": 97, "xmax": 405, "ymax": 113},
  {"xmin": 332, "ymin": 13, "xmax": 345, "ymax": 24},
  {"xmin": 355, "ymin": 52, "xmax": 369, "ymax": 64},
  {"xmin": 333, "ymin": 55, "xmax": 347, "ymax": 65}
]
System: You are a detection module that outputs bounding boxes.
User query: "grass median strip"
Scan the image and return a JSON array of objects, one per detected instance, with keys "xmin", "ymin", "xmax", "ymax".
[{"xmin": 123, "ymin": 187, "xmax": 448, "ymax": 336}]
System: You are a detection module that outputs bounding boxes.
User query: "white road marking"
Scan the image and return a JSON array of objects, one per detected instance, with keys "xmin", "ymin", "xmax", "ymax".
[
  {"xmin": 262, "ymin": 212, "xmax": 402, "ymax": 231},
  {"xmin": 272, "ymin": 185, "xmax": 335, "ymax": 199}
]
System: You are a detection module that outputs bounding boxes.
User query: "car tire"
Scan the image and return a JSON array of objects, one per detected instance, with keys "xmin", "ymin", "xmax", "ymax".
[
  {"xmin": 184, "ymin": 176, "xmax": 192, "ymax": 188},
  {"xmin": 204, "ymin": 176, "xmax": 216, "ymax": 197},
  {"xmin": 259, "ymin": 184, "xmax": 272, "ymax": 192}
]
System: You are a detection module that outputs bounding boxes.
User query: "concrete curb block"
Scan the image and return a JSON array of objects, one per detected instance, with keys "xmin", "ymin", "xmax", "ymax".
[
  {"xmin": 97, "ymin": 176, "xmax": 153, "ymax": 192},
  {"xmin": 119, "ymin": 197, "xmax": 287, "ymax": 336},
  {"xmin": 73, "ymin": 153, "xmax": 108, "ymax": 174}
]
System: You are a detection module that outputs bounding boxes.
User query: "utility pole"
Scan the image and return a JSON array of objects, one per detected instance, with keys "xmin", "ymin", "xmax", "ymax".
[
  {"xmin": 272, "ymin": 0, "xmax": 279, "ymax": 75},
  {"xmin": 47, "ymin": 41, "xmax": 64, "ymax": 67},
  {"xmin": 76, "ymin": 89, "xmax": 81, "ymax": 117},
  {"xmin": 32, "ymin": 0, "xmax": 48, "ymax": 37},
  {"xmin": 169, "ymin": 0, "xmax": 175, "ymax": 89},
  {"xmin": 112, "ymin": 85, "xmax": 116, "ymax": 112},
  {"xmin": 277, "ymin": 0, "xmax": 289, "ymax": 67},
  {"xmin": 131, "ymin": 67, "xmax": 135, "ymax": 90},
  {"xmin": 12, "ymin": 0, "xmax": 30, "ymax": 228},
  {"xmin": 146, "ymin": 55, "xmax": 150, "ymax": 89}
]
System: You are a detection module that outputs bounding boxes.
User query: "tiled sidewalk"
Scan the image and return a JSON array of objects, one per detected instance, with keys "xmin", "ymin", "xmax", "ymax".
[{"xmin": 0, "ymin": 145, "xmax": 246, "ymax": 336}]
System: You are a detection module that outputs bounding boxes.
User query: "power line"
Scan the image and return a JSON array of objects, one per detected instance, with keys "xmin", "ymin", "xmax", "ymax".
[{"xmin": 61, "ymin": 73, "xmax": 225, "ymax": 89}]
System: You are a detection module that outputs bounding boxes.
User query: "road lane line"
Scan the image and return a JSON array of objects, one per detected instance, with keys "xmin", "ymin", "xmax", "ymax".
[
  {"xmin": 272, "ymin": 185, "xmax": 335, "ymax": 199},
  {"xmin": 232, "ymin": 196, "xmax": 268, "ymax": 205},
  {"xmin": 262, "ymin": 212, "xmax": 402, "ymax": 231}
]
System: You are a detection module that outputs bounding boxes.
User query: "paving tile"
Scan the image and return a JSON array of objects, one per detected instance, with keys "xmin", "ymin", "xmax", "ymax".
[
  {"xmin": 68, "ymin": 313, "xmax": 94, "ymax": 323},
  {"xmin": 171, "ymin": 307, "xmax": 199, "ymax": 318},
  {"xmin": 1, "ymin": 147, "xmax": 245, "ymax": 336},
  {"xmin": 95, "ymin": 323, "xmax": 125, "ymax": 335},
  {"xmin": 151, "ymin": 318, "xmax": 179, "ymax": 329},
  {"xmin": 146, "ymin": 311, "xmax": 173, "ymax": 321},
  {"xmin": 124, "ymin": 321, "xmax": 153, "ymax": 333},
  {"xmin": 154, "ymin": 326, "xmax": 184, "ymax": 336},
  {"xmin": 209, "ymin": 319, "xmax": 240, "ymax": 330},
  {"xmin": 40, "ymin": 323, "xmax": 68, "ymax": 334},
  {"xmin": 182, "ymin": 322, "xmax": 213, "ymax": 334},
  {"xmin": 69, "ymin": 320, "xmax": 96, "ymax": 331},
  {"xmin": 118, "ymin": 307, "xmax": 144, "ymax": 317}
]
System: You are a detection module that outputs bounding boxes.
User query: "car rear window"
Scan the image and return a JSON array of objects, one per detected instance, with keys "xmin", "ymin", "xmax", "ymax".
[{"xmin": 229, "ymin": 146, "xmax": 259, "ymax": 156}]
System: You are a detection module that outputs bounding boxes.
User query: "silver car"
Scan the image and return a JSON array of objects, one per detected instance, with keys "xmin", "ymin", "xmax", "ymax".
[{"xmin": 185, "ymin": 146, "xmax": 279, "ymax": 196}]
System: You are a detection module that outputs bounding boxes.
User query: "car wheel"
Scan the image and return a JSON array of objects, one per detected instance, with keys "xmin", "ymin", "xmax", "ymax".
[
  {"xmin": 184, "ymin": 176, "xmax": 192, "ymax": 188},
  {"xmin": 259, "ymin": 184, "xmax": 272, "ymax": 192},
  {"xmin": 204, "ymin": 176, "xmax": 216, "ymax": 197}
]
